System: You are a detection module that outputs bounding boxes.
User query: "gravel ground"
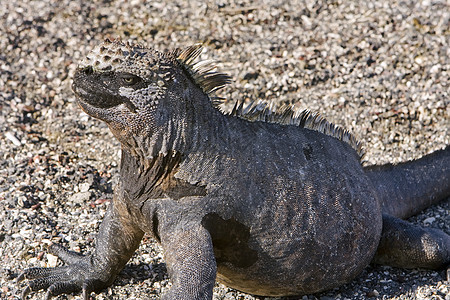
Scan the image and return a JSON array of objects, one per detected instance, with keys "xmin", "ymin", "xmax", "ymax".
[{"xmin": 1, "ymin": 0, "xmax": 449, "ymax": 299}]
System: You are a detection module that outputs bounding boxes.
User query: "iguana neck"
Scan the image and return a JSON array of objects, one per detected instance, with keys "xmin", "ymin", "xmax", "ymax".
[{"xmin": 117, "ymin": 93, "xmax": 231, "ymax": 170}]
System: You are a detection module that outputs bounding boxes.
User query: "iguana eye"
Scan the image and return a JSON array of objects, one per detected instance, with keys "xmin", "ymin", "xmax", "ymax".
[
  {"xmin": 124, "ymin": 77, "xmax": 134, "ymax": 84},
  {"xmin": 120, "ymin": 74, "xmax": 141, "ymax": 86}
]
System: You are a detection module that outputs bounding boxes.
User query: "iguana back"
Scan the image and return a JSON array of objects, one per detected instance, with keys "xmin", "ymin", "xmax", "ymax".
[{"xmin": 171, "ymin": 115, "xmax": 382, "ymax": 295}]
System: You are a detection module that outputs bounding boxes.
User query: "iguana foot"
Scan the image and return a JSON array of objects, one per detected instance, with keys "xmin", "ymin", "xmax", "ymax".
[
  {"xmin": 373, "ymin": 214, "xmax": 450, "ymax": 269},
  {"xmin": 18, "ymin": 244, "xmax": 110, "ymax": 300}
]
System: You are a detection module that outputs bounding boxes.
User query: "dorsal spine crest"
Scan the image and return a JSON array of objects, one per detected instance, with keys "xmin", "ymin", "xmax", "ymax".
[
  {"xmin": 176, "ymin": 44, "xmax": 231, "ymax": 95},
  {"xmin": 228, "ymin": 100, "xmax": 365, "ymax": 159}
]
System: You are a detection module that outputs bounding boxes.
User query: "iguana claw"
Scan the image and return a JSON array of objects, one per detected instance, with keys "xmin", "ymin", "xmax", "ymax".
[{"xmin": 18, "ymin": 244, "xmax": 105, "ymax": 299}]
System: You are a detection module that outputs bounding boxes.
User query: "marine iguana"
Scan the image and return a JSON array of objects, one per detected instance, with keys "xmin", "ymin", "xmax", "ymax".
[{"xmin": 18, "ymin": 39, "xmax": 450, "ymax": 299}]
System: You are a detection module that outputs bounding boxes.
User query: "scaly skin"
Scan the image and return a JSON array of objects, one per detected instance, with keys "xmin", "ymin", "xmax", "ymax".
[{"xmin": 18, "ymin": 40, "xmax": 450, "ymax": 299}]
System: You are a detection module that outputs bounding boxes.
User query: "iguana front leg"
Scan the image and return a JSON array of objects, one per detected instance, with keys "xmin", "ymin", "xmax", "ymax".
[
  {"xmin": 160, "ymin": 225, "xmax": 217, "ymax": 300},
  {"xmin": 18, "ymin": 196, "xmax": 144, "ymax": 299}
]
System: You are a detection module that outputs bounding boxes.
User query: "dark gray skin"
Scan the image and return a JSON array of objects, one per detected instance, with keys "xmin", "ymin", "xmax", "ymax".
[{"xmin": 18, "ymin": 40, "xmax": 450, "ymax": 299}]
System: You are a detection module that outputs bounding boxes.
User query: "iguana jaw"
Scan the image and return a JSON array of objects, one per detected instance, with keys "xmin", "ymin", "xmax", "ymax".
[
  {"xmin": 72, "ymin": 65, "xmax": 153, "ymax": 151},
  {"xmin": 72, "ymin": 66, "xmax": 137, "ymax": 113}
]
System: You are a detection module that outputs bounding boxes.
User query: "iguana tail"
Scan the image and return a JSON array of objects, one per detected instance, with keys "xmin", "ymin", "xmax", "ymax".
[{"xmin": 364, "ymin": 145, "xmax": 450, "ymax": 219}]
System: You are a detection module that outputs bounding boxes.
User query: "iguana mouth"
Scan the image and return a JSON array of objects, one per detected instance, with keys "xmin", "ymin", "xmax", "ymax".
[{"xmin": 72, "ymin": 66, "xmax": 137, "ymax": 112}]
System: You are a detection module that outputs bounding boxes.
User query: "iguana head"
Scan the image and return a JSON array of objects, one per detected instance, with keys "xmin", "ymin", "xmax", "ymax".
[{"xmin": 72, "ymin": 39, "xmax": 229, "ymax": 151}]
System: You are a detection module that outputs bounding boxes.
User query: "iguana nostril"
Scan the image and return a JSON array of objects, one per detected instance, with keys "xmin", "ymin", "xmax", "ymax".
[{"xmin": 83, "ymin": 66, "xmax": 93, "ymax": 75}]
